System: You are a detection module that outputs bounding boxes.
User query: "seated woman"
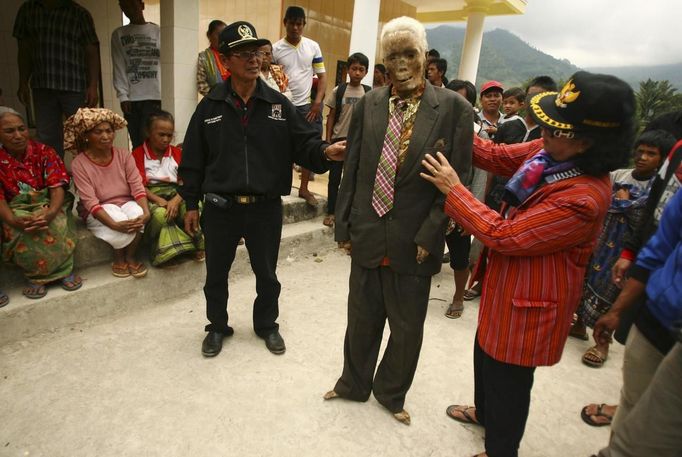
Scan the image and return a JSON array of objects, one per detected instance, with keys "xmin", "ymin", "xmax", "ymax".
[
  {"xmin": 0, "ymin": 107, "xmax": 81, "ymax": 299},
  {"xmin": 132, "ymin": 110, "xmax": 204, "ymax": 266},
  {"xmin": 66, "ymin": 108, "xmax": 151, "ymax": 278}
]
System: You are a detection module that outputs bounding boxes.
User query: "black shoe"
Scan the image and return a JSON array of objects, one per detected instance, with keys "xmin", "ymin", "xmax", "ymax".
[
  {"xmin": 263, "ymin": 331, "xmax": 286, "ymax": 355},
  {"xmin": 202, "ymin": 331, "xmax": 225, "ymax": 357}
]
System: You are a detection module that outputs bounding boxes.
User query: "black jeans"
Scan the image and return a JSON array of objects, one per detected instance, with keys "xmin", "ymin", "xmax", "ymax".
[
  {"xmin": 123, "ymin": 100, "xmax": 162, "ymax": 149},
  {"xmin": 474, "ymin": 336, "xmax": 536, "ymax": 457},
  {"xmin": 201, "ymin": 198, "xmax": 282, "ymax": 336}
]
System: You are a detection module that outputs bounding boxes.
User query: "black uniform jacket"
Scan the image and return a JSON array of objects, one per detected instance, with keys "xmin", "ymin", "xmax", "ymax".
[{"xmin": 179, "ymin": 77, "xmax": 330, "ymax": 210}]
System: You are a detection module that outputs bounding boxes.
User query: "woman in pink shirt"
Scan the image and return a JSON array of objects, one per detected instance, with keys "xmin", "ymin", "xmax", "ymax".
[{"xmin": 65, "ymin": 108, "xmax": 150, "ymax": 278}]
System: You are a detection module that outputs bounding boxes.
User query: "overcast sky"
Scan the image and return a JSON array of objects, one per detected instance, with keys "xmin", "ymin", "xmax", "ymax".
[{"xmin": 438, "ymin": 0, "xmax": 680, "ymax": 68}]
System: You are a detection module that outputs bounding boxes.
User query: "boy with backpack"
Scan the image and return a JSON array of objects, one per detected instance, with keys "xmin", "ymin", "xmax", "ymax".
[{"xmin": 322, "ymin": 52, "xmax": 370, "ymax": 227}]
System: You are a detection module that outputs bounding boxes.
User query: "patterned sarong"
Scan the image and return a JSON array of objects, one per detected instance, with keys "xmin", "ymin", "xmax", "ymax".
[
  {"xmin": 145, "ymin": 183, "xmax": 204, "ymax": 266},
  {"xmin": 1, "ymin": 188, "xmax": 76, "ymax": 283}
]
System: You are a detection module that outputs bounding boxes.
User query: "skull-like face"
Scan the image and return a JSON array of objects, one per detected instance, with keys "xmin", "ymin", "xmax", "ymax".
[{"xmin": 383, "ymin": 31, "xmax": 424, "ymax": 96}]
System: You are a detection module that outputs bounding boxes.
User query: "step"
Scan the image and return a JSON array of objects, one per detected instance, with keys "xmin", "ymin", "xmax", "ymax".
[
  {"xmin": 0, "ymin": 216, "xmax": 335, "ymax": 346},
  {"xmin": 0, "ymin": 192, "xmax": 327, "ymax": 289}
]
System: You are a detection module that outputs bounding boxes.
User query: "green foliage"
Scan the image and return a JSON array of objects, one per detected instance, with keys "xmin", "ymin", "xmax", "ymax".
[{"xmin": 636, "ymin": 79, "xmax": 682, "ymax": 126}]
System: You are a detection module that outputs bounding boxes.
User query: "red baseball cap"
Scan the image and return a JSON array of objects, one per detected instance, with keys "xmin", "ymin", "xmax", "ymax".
[{"xmin": 480, "ymin": 80, "xmax": 504, "ymax": 95}]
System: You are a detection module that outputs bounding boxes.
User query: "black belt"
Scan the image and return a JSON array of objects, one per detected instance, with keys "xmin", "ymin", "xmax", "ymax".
[{"xmin": 205, "ymin": 193, "xmax": 274, "ymax": 208}]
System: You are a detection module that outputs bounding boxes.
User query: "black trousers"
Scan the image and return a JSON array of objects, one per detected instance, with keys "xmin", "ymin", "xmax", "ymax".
[
  {"xmin": 445, "ymin": 229, "xmax": 471, "ymax": 270},
  {"xmin": 201, "ymin": 198, "xmax": 282, "ymax": 336},
  {"xmin": 474, "ymin": 336, "xmax": 536, "ymax": 457},
  {"xmin": 326, "ymin": 160, "xmax": 343, "ymax": 215},
  {"xmin": 123, "ymin": 99, "xmax": 162, "ymax": 149},
  {"xmin": 333, "ymin": 264, "xmax": 431, "ymax": 413}
]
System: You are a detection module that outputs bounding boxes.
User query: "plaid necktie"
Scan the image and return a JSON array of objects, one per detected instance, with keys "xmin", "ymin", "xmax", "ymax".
[{"xmin": 372, "ymin": 99, "xmax": 407, "ymax": 217}]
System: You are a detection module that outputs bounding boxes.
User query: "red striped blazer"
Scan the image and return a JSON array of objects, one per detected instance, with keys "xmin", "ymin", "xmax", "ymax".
[{"xmin": 446, "ymin": 136, "xmax": 610, "ymax": 366}]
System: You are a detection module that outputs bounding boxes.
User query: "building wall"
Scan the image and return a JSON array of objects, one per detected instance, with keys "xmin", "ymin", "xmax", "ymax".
[
  {"xmin": 0, "ymin": 0, "xmax": 133, "ymax": 149},
  {"xmin": 0, "ymin": 0, "xmax": 416, "ymax": 147}
]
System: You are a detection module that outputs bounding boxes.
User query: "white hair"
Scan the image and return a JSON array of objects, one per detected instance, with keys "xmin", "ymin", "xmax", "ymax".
[
  {"xmin": 380, "ymin": 16, "xmax": 428, "ymax": 58},
  {"xmin": 0, "ymin": 106, "xmax": 23, "ymax": 122}
]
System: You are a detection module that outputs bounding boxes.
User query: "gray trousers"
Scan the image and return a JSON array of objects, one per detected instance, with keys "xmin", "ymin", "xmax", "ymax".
[
  {"xmin": 333, "ymin": 263, "xmax": 431, "ymax": 413},
  {"xmin": 598, "ymin": 342, "xmax": 682, "ymax": 457}
]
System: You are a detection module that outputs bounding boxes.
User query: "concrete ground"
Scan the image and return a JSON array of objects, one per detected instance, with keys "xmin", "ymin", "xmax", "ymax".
[{"xmin": 0, "ymin": 246, "xmax": 622, "ymax": 457}]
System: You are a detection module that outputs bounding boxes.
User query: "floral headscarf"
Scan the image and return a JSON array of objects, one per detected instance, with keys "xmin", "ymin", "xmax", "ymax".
[{"xmin": 63, "ymin": 108, "xmax": 127, "ymax": 153}]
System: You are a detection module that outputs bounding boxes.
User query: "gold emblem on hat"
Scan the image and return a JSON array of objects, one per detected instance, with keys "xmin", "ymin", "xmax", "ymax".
[
  {"xmin": 238, "ymin": 24, "xmax": 254, "ymax": 39},
  {"xmin": 555, "ymin": 80, "xmax": 581, "ymax": 108}
]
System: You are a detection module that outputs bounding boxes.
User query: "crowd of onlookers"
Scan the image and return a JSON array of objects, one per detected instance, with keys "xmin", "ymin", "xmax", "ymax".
[{"xmin": 1, "ymin": 2, "xmax": 681, "ymax": 457}]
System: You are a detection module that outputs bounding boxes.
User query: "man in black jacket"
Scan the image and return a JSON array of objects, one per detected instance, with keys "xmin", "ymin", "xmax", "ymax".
[{"xmin": 179, "ymin": 21, "xmax": 345, "ymax": 358}]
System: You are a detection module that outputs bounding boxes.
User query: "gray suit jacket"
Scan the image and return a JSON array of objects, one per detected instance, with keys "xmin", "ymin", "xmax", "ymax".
[{"xmin": 335, "ymin": 81, "xmax": 473, "ymax": 276}]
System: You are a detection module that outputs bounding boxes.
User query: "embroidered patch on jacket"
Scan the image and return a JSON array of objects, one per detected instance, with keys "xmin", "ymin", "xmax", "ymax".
[
  {"xmin": 268, "ymin": 104, "xmax": 285, "ymax": 121},
  {"xmin": 204, "ymin": 115, "xmax": 223, "ymax": 124}
]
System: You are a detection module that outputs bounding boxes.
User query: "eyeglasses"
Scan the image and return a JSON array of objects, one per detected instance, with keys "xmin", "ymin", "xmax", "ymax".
[{"xmin": 230, "ymin": 50, "xmax": 265, "ymax": 60}]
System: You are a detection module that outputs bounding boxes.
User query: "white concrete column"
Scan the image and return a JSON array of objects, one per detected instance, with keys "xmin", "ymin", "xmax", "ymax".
[
  {"xmin": 349, "ymin": 0, "xmax": 381, "ymax": 86},
  {"xmin": 160, "ymin": 0, "xmax": 198, "ymax": 143},
  {"xmin": 458, "ymin": 0, "xmax": 492, "ymax": 83}
]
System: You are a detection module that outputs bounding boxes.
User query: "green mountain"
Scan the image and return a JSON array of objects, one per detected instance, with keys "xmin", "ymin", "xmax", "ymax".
[
  {"xmin": 426, "ymin": 26, "xmax": 580, "ymax": 89},
  {"xmin": 426, "ymin": 26, "xmax": 682, "ymax": 92}
]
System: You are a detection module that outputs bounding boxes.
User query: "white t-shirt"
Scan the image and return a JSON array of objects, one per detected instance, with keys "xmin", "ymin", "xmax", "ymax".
[
  {"xmin": 272, "ymin": 36, "xmax": 325, "ymax": 107},
  {"xmin": 142, "ymin": 143, "xmax": 180, "ymax": 184},
  {"xmin": 111, "ymin": 22, "xmax": 161, "ymax": 102}
]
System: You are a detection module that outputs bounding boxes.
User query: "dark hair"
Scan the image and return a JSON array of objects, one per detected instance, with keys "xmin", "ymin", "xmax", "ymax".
[
  {"xmin": 145, "ymin": 110, "xmax": 175, "ymax": 137},
  {"xmin": 575, "ymin": 113, "xmax": 638, "ymax": 176},
  {"xmin": 446, "ymin": 79, "xmax": 477, "ymax": 106},
  {"xmin": 635, "ymin": 129, "xmax": 677, "ymax": 157},
  {"xmin": 644, "ymin": 110, "xmax": 682, "ymax": 140},
  {"xmin": 374, "ymin": 63, "xmax": 386, "ymax": 75},
  {"xmin": 429, "ymin": 58, "xmax": 447, "ymax": 74},
  {"xmin": 427, "ymin": 49, "xmax": 440, "ymax": 58},
  {"xmin": 526, "ymin": 75, "xmax": 557, "ymax": 93},
  {"xmin": 284, "ymin": 6, "xmax": 306, "ymax": 21},
  {"xmin": 260, "ymin": 39, "xmax": 273, "ymax": 49},
  {"xmin": 503, "ymin": 87, "xmax": 525, "ymax": 103},
  {"xmin": 206, "ymin": 20, "xmax": 226, "ymax": 36},
  {"xmin": 347, "ymin": 52, "xmax": 369, "ymax": 69}
]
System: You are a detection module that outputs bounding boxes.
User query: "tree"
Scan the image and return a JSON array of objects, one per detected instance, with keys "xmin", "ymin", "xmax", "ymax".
[{"xmin": 636, "ymin": 79, "xmax": 682, "ymax": 125}]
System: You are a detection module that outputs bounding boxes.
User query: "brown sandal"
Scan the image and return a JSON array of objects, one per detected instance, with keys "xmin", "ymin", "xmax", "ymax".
[
  {"xmin": 445, "ymin": 300, "xmax": 464, "ymax": 319},
  {"xmin": 112, "ymin": 263, "xmax": 130, "ymax": 278},
  {"xmin": 128, "ymin": 262, "xmax": 148, "ymax": 278},
  {"xmin": 322, "ymin": 215, "xmax": 335, "ymax": 227},
  {"xmin": 582, "ymin": 346, "xmax": 608, "ymax": 368},
  {"xmin": 446, "ymin": 405, "xmax": 480, "ymax": 425}
]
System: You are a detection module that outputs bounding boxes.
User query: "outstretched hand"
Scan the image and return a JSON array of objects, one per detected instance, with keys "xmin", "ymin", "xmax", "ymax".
[{"xmin": 420, "ymin": 152, "xmax": 461, "ymax": 195}]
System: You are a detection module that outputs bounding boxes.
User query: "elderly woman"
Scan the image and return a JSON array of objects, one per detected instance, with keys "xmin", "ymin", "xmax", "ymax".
[
  {"xmin": 66, "ymin": 108, "xmax": 150, "ymax": 278},
  {"xmin": 0, "ymin": 107, "xmax": 81, "ymax": 300},
  {"xmin": 421, "ymin": 72, "xmax": 636, "ymax": 457},
  {"xmin": 196, "ymin": 19, "xmax": 228, "ymax": 97}
]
